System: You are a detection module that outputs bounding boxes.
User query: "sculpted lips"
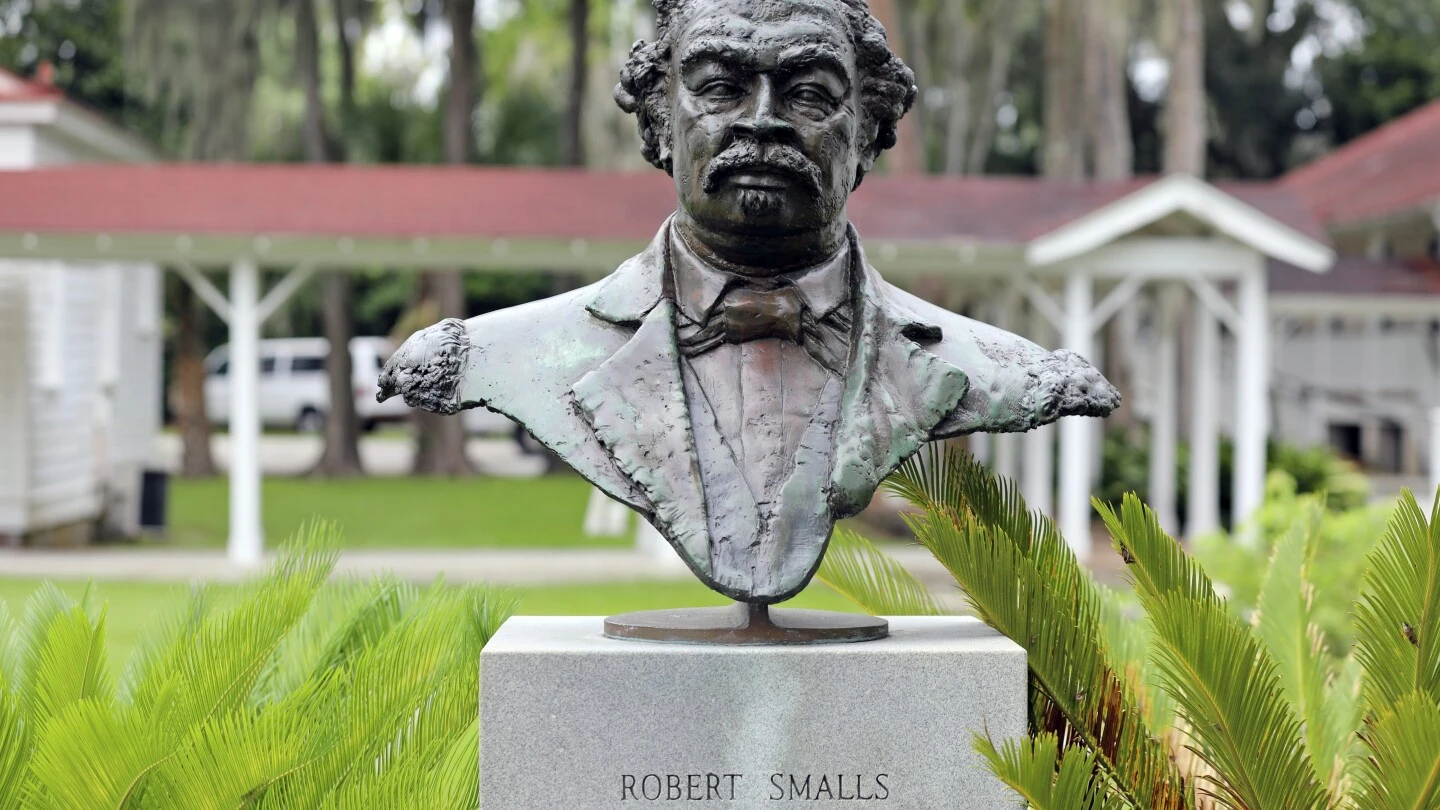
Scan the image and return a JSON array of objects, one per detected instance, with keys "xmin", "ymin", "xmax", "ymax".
[{"xmin": 727, "ymin": 169, "xmax": 791, "ymax": 189}]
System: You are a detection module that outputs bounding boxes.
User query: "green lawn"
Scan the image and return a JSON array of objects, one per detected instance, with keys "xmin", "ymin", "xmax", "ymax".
[
  {"xmin": 166, "ymin": 474, "xmax": 620, "ymax": 549},
  {"xmin": 0, "ymin": 577, "xmax": 861, "ymax": 666}
]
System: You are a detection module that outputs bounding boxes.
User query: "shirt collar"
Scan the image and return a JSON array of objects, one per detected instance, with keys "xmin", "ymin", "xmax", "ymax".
[{"xmin": 669, "ymin": 228, "xmax": 852, "ymax": 324}]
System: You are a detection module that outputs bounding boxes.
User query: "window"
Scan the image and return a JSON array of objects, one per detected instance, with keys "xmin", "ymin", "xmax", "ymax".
[
  {"xmin": 291, "ymin": 355, "xmax": 326, "ymax": 373},
  {"xmin": 260, "ymin": 357, "xmax": 277, "ymax": 375},
  {"xmin": 212, "ymin": 359, "xmax": 229, "ymax": 377},
  {"xmin": 1327, "ymin": 423, "xmax": 1362, "ymax": 460}
]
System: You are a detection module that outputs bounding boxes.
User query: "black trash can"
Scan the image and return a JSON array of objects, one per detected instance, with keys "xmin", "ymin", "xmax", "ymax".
[{"xmin": 140, "ymin": 469, "xmax": 169, "ymax": 533}]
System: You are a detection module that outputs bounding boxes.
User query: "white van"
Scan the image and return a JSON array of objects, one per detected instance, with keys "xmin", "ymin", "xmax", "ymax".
[{"xmin": 203, "ymin": 337, "xmax": 518, "ymax": 437}]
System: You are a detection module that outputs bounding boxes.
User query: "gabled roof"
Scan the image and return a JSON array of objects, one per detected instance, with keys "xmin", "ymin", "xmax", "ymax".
[
  {"xmin": 0, "ymin": 68, "xmax": 154, "ymax": 163},
  {"xmin": 1025, "ymin": 173, "xmax": 1334, "ymax": 272},
  {"xmin": 1283, "ymin": 99, "xmax": 1440, "ymax": 228}
]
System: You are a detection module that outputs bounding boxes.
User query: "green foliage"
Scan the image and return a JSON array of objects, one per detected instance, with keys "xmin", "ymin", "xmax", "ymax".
[
  {"xmin": 1098, "ymin": 429, "xmax": 1367, "ymax": 527},
  {"xmin": 0, "ymin": 522, "xmax": 516, "ymax": 809},
  {"xmin": 1196, "ymin": 471, "xmax": 1391, "ymax": 652},
  {"xmin": 827, "ymin": 446, "xmax": 1440, "ymax": 808}
]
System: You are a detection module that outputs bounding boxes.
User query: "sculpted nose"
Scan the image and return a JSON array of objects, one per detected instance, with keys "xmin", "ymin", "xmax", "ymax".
[{"xmin": 731, "ymin": 77, "xmax": 794, "ymax": 143}]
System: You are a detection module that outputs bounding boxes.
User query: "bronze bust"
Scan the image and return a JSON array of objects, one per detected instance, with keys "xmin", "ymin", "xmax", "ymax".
[{"xmin": 380, "ymin": 0, "xmax": 1118, "ymax": 637}]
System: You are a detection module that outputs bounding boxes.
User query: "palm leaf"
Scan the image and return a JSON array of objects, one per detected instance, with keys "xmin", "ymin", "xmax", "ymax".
[
  {"xmin": 1102, "ymin": 495, "xmax": 1330, "ymax": 810},
  {"xmin": 119, "ymin": 584, "xmax": 213, "ymax": 705},
  {"xmin": 0, "ymin": 692, "xmax": 29, "ymax": 809},
  {"xmin": 1253, "ymin": 498, "xmax": 1356, "ymax": 790},
  {"xmin": 976, "ymin": 732, "xmax": 1121, "ymax": 810},
  {"xmin": 888, "ymin": 448, "xmax": 1193, "ymax": 810},
  {"xmin": 1352, "ymin": 489, "xmax": 1440, "ymax": 711},
  {"xmin": 29, "ymin": 607, "xmax": 113, "ymax": 727},
  {"xmin": 1351, "ymin": 691, "xmax": 1440, "ymax": 809},
  {"xmin": 20, "ymin": 700, "xmax": 171, "ymax": 810},
  {"xmin": 815, "ymin": 529, "xmax": 947, "ymax": 616}
]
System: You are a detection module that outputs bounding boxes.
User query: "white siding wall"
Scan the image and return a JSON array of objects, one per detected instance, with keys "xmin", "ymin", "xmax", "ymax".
[
  {"xmin": 25, "ymin": 262, "xmax": 103, "ymax": 530},
  {"xmin": 0, "ymin": 268, "xmax": 28, "ymax": 535},
  {"xmin": 102, "ymin": 264, "xmax": 163, "ymax": 534},
  {"xmin": 0, "ymin": 125, "xmax": 35, "ymax": 168}
]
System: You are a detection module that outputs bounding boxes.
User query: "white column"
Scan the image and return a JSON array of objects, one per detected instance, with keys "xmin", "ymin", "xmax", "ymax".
[
  {"xmin": 1022, "ymin": 303, "xmax": 1054, "ymax": 516},
  {"xmin": 1232, "ymin": 258, "xmax": 1270, "ymax": 536},
  {"xmin": 1430, "ymin": 407, "xmax": 1440, "ymax": 498},
  {"xmin": 228, "ymin": 260, "xmax": 264, "ymax": 566},
  {"xmin": 1187, "ymin": 291, "xmax": 1221, "ymax": 537},
  {"xmin": 1147, "ymin": 285, "xmax": 1182, "ymax": 534},
  {"xmin": 1059, "ymin": 270, "xmax": 1095, "ymax": 560}
]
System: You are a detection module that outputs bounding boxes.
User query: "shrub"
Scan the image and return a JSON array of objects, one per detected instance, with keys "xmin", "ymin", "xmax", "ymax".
[
  {"xmin": 0, "ymin": 523, "xmax": 515, "ymax": 809},
  {"xmin": 1098, "ymin": 429, "xmax": 1369, "ymax": 526},
  {"xmin": 1195, "ymin": 470, "xmax": 1392, "ymax": 651},
  {"xmin": 820, "ymin": 447, "xmax": 1439, "ymax": 808}
]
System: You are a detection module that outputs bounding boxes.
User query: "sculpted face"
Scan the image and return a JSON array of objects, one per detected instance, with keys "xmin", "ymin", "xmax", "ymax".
[{"xmin": 669, "ymin": 0, "xmax": 860, "ymax": 256}]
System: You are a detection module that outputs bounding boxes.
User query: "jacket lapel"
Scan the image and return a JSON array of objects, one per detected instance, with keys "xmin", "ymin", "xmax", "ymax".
[
  {"xmin": 828, "ymin": 232, "xmax": 971, "ymax": 519},
  {"xmin": 572, "ymin": 220, "xmax": 713, "ymax": 575}
]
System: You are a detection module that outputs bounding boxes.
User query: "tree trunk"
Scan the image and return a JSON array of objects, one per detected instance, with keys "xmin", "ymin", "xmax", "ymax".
[
  {"xmin": 1043, "ymin": 0, "xmax": 1088, "ymax": 181},
  {"xmin": 965, "ymin": 3, "xmax": 1020, "ymax": 175},
  {"xmin": 1163, "ymin": 0, "xmax": 1206, "ymax": 175},
  {"xmin": 868, "ymin": 0, "xmax": 923, "ymax": 174},
  {"xmin": 412, "ymin": 0, "xmax": 477, "ymax": 477},
  {"xmin": 941, "ymin": 1, "xmax": 976, "ymax": 175},
  {"xmin": 298, "ymin": 0, "xmax": 365, "ymax": 477},
  {"xmin": 171, "ymin": 281, "xmax": 217, "ymax": 478},
  {"xmin": 564, "ymin": 0, "xmax": 589, "ymax": 167},
  {"xmin": 1086, "ymin": 0, "xmax": 1133, "ymax": 181}
]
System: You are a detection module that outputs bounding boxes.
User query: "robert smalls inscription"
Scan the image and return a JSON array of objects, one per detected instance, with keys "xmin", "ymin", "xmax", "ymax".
[
  {"xmin": 620, "ymin": 773, "xmax": 891, "ymax": 802},
  {"xmin": 380, "ymin": 0, "xmax": 1118, "ymax": 614}
]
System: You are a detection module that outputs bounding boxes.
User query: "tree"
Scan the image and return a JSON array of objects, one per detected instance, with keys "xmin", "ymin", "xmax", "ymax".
[
  {"xmin": 297, "ymin": 0, "xmax": 366, "ymax": 478},
  {"xmin": 412, "ymin": 0, "xmax": 477, "ymax": 477},
  {"xmin": 563, "ymin": 0, "xmax": 589, "ymax": 167},
  {"xmin": 124, "ymin": 0, "xmax": 268, "ymax": 478},
  {"xmin": 1316, "ymin": 0, "xmax": 1440, "ymax": 152},
  {"xmin": 1162, "ymin": 0, "xmax": 1206, "ymax": 175}
]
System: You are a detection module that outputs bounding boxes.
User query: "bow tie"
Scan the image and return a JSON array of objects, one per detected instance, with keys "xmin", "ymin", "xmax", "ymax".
[{"xmin": 679, "ymin": 284, "xmax": 848, "ymax": 374}]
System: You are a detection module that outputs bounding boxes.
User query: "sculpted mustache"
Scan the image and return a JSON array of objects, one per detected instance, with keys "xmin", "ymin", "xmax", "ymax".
[{"xmin": 700, "ymin": 143, "xmax": 823, "ymax": 195}]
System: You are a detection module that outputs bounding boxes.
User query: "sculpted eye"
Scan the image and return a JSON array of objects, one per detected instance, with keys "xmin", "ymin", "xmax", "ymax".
[
  {"xmin": 698, "ymin": 79, "xmax": 743, "ymax": 100},
  {"xmin": 789, "ymin": 85, "xmax": 835, "ymax": 108}
]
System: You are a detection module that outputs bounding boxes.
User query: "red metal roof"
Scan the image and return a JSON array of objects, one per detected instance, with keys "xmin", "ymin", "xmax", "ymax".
[
  {"xmin": 1283, "ymin": 99, "xmax": 1440, "ymax": 228},
  {"xmin": 0, "ymin": 68, "xmax": 64, "ymax": 102},
  {"xmin": 0, "ymin": 163, "xmax": 1324, "ymax": 245},
  {"xmin": 1270, "ymin": 255, "xmax": 1440, "ymax": 297}
]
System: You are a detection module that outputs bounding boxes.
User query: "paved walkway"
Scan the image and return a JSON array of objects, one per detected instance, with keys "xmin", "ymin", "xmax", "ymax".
[
  {"xmin": 0, "ymin": 545, "xmax": 967, "ymax": 605},
  {"xmin": 153, "ymin": 434, "xmax": 546, "ymax": 478}
]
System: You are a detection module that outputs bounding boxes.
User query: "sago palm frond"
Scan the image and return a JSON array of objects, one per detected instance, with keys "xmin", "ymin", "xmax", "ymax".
[
  {"xmin": 887, "ymin": 447, "xmax": 1194, "ymax": 810},
  {"xmin": 0, "ymin": 599, "xmax": 18, "ymax": 697},
  {"xmin": 0, "ymin": 692, "xmax": 28, "ymax": 808},
  {"xmin": 1350, "ymin": 691, "xmax": 1440, "ymax": 810},
  {"xmin": 1352, "ymin": 489, "xmax": 1440, "ymax": 711},
  {"xmin": 256, "ymin": 576, "xmax": 417, "ymax": 705},
  {"xmin": 815, "ymin": 529, "xmax": 947, "ymax": 616},
  {"xmin": 119, "ymin": 584, "xmax": 213, "ymax": 705},
  {"xmin": 20, "ymin": 699, "xmax": 173, "ymax": 810},
  {"xmin": 1099, "ymin": 496, "xmax": 1330, "ymax": 810},
  {"xmin": 28, "ymin": 606, "xmax": 113, "ymax": 728},
  {"xmin": 1253, "ymin": 498, "xmax": 1358, "ymax": 793},
  {"xmin": 975, "ymin": 732, "xmax": 1123, "ymax": 810}
]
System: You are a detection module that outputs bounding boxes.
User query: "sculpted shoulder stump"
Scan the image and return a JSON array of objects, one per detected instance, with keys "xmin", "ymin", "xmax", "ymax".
[{"xmin": 380, "ymin": 0, "xmax": 1119, "ymax": 614}]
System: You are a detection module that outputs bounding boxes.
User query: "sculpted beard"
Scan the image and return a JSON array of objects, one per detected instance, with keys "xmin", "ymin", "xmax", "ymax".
[{"xmin": 701, "ymin": 141, "xmax": 825, "ymax": 218}]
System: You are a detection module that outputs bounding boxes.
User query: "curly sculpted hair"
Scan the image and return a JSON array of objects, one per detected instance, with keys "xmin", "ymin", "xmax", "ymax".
[{"xmin": 613, "ymin": 0, "xmax": 916, "ymax": 183}]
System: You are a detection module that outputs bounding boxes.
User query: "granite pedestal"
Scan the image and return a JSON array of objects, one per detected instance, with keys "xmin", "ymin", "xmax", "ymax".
[{"xmin": 480, "ymin": 615, "xmax": 1026, "ymax": 809}]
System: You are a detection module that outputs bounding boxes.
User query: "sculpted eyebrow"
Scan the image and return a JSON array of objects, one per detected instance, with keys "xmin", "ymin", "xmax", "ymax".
[
  {"xmin": 776, "ymin": 44, "xmax": 849, "ymax": 79},
  {"xmin": 679, "ymin": 38, "xmax": 759, "ymax": 73}
]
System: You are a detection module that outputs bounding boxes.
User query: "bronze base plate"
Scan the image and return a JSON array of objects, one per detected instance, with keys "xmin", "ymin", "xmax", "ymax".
[{"xmin": 603, "ymin": 601, "xmax": 888, "ymax": 645}]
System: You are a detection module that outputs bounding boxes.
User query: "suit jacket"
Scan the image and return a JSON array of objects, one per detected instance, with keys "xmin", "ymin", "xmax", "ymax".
[{"xmin": 379, "ymin": 219, "xmax": 1119, "ymax": 601}]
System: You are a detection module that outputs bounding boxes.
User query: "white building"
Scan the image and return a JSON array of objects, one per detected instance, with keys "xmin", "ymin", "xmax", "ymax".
[{"xmin": 0, "ymin": 69, "xmax": 162, "ymax": 544}]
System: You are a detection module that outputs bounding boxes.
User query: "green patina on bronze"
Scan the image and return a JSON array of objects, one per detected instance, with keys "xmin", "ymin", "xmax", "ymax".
[{"xmin": 379, "ymin": 0, "xmax": 1119, "ymax": 640}]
